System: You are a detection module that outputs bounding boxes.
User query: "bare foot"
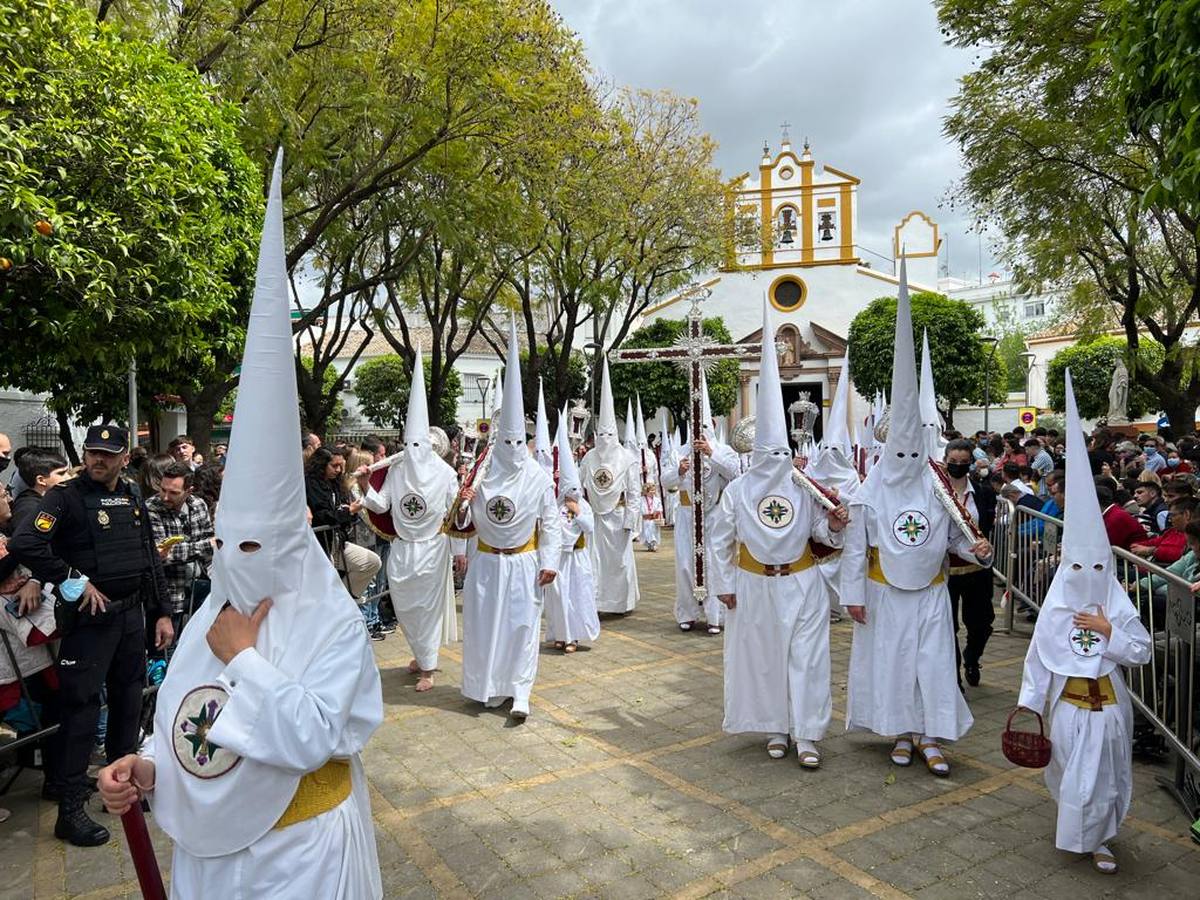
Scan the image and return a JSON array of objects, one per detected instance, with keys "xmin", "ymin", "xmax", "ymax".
[
  {"xmin": 415, "ymin": 674, "xmax": 434, "ymax": 692},
  {"xmin": 406, "ymin": 659, "xmax": 420, "ymax": 674}
]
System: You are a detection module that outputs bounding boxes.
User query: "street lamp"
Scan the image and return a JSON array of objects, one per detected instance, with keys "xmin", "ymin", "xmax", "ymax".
[
  {"xmin": 981, "ymin": 335, "xmax": 999, "ymax": 432},
  {"xmin": 1019, "ymin": 350, "xmax": 1037, "ymax": 406},
  {"xmin": 474, "ymin": 375, "xmax": 491, "ymax": 419}
]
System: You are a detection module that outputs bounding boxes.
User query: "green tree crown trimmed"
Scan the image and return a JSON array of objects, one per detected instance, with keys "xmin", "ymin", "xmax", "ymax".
[
  {"xmin": 1045, "ymin": 336, "xmax": 1163, "ymax": 419},
  {"xmin": 352, "ymin": 355, "xmax": 461, "ymax": 430},
  {"xmin": 608, "ymin": 317, "xmax": 739, "ymax": 427},
  {"xmin": 847, "ymin": 291, "xmax": 1006, "ymax": 420}
]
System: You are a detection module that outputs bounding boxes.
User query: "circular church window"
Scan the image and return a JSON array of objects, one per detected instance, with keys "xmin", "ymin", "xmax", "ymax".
[{"xmin": 769, "ymin": 275, "xmax": 806, "ymax": 313}]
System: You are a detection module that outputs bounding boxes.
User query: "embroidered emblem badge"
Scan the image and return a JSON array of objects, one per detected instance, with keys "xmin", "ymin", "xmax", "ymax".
[
  {"xmin": 97, "ymin": 510, "xmax": 110, "ymax": 527},
  {"xmin": 593, "ymin": 466, "xmax": 614, "ymax": 490},
  {"xmin": 486, "ymin": 495, "xmax": 515, "ymax": 524},
  {"xmin": 33, "ymin": 512, "xmax": 56, "ymax": 532},
  {"xmin": 172, "ymin": 685, "xmax": 241, "ymax": 779},
  {"xmin": 399, "ymin": 493, "xmax": 427, "ymax": 521},
  {"xmin": 756, "ymin": 495, "xmax": 795, "ymax": 529},
  {"xmin": 892, "ymin": 510, "xmax": 931, "ymax": 547},
  {"xmin": 1069, "ymin": 626, "xmax": 1105, "ymax": 658}
]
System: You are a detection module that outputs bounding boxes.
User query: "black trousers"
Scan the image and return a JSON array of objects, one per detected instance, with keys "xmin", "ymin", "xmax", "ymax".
[
  {"xmin": 55, "ymin": 603, "xmax": 146, "ymax": 792},
  {"xmin": 948, "ymin": 568, "xmax": 995, "ymax": 670}
]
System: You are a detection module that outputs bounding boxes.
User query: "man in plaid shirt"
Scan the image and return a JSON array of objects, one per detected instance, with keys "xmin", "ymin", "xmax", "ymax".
[{"xmin": 145, "ymin": 462, "xmax": 214, "ymax": 626}]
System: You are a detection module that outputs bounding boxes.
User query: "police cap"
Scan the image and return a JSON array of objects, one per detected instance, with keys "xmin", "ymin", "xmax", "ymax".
[{"xmin": 82, "ymin": 425, "xmax": 129, "ymax": 454}]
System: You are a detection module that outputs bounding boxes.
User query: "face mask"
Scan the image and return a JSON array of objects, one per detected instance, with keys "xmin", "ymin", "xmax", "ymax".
[
  {"xmin": 0, "ymin": 455, "xmax": 9, "ymax": 474},
  {"xmin": 946, "ymin": 462, "xmax": 972, "ymax": 478},
  {"xmin": 58, "ymin": 574, "xmax": 89, "ymax": 604},
  {"xmin": 1168, "ymin": 458, "xmax": 1181, "ymax": 467}
]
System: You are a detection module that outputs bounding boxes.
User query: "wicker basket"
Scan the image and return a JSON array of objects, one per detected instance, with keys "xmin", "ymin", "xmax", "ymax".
[{"xmin": 1002, "ymin": 707, "xmax": 1053, "ymax": 768}]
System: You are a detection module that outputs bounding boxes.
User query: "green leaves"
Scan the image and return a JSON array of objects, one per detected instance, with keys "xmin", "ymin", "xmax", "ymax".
[
  {"xmin": 1046, "ymin": 336, "xmax": 1163, "ymax": 418},
  {"xmin": 847, "ymin": 291, "xmax": 1006, "ymax": 422},
  {"xmin": 352, "ymin": 355, "xmax": 461, "ymax": 430}
]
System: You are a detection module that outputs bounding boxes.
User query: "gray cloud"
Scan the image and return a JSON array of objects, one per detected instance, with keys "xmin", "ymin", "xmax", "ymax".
[{"xmin": 555, "ymin": 0, "xmax": 1002, "ymax": 282}]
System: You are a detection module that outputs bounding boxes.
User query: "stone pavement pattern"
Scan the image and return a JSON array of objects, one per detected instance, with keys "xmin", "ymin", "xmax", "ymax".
[{"xmin": 2, "ymin": 530, "xmax": 1198, "ymax": 898}]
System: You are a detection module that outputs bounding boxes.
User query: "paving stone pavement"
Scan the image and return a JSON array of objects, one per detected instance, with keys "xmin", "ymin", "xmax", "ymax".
[{"xmin": 3, "ymin": 529, "xmax": 1198, "ymax": 898}]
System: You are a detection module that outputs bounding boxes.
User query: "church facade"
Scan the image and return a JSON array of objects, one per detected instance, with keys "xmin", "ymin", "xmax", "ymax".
[{"xmin": 642, "ymin": 137, "xmax": 942, "ymax": 445}]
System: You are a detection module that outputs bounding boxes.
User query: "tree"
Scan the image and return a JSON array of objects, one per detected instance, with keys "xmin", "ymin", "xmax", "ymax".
[
  {"xmin": 352, "ymin": 355, "xmax": 461, "ymax": 429},
  {"xmin": 0, "ymin": 0, "xmax": 261, "ymax": 439},
  {"xmin": 1045, "ymin": 336, "xmax": 1163, "ymax": 420},
  {"xmin": 847, "ymin": 291, "xmax": 1006, "ymax": 426},
  {"xmin": 1107, "ymin": 0, "xmax": 1200, "ymax": 220},
  {"xmin": 515, "ymin": 351, "xmax": 587, "ymax": 430},
  {"xmin": 938, "ymin": 0, "xmax": 1200, "ymax": 432},
  {"xmin": 607, "ymin": 318, "xmax": 739, "ymax": 428},
  {"xmin": 218, "ymin": 357, "xmax": 344, "ymax": 435}
]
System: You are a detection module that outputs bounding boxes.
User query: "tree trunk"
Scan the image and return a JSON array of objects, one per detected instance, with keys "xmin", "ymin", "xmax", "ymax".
[
  {"xmin": 56, "ymin": 409, "xmax": 79, "ymax": 466},
  {"xmin": 182, "ymin": 380, "xmax": 234, "ymax": 456},
  {"xmin": 1163, "ymin": 396, "xmax": 1197, "ymax": 438}
]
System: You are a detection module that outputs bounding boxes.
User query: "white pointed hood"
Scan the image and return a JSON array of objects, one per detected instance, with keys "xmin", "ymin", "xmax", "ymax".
[
  {"xmin": 623, "ymin": 398, "xmax": 637, "ymax": 451},
  {"xmin": 1032, "ymin": 369, "xmax": 1135, "ymax": 678},
  {"xmin": 389, "ymin": 343, "xmax": 458, "ymax": 542},
  {"xmin": 555, "ymin": 403, "xmax": 581, "ymax": 500},
  {"xmin": 493, "ymin": 315, "xmax": 528, "ymax": 477},
  {"xmin": 534, "ymin": 377, "xmax": 553, "ymax": 474},
  {"xmin": 699, "ymin": 368, "xmax": 715, "ymax": 439},
  {"xmin": 581, "ymin": 355, "xmax": 635, "ymax": 514},
  {"xmin": 752, "ymin": 298, "xmax": 792, "ymax": 460},
  {"xmin": 808, "ymin": 351, "xmax": 859, "ymax": 495},
  {"xmin": 919, "ymin": 329, "xmax": 946, "ymax": 459},
  {"xmin": 152, "ymin": 151, "xmax": 373, "ymax": 860},
  {"xmin": 854, "ymin": 256, "xmax": 944, "ymax": 590}
]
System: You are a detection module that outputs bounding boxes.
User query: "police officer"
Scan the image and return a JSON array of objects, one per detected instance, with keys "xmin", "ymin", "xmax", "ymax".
[{"xmin": 9, "ymin": 425, "xmax": 174, "ymax": 846}]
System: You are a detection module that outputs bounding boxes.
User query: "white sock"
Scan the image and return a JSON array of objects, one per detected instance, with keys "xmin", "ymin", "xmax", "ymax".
[{"xmin": 795, "ymin": 739, "xmax": 819, "ymax": 756}]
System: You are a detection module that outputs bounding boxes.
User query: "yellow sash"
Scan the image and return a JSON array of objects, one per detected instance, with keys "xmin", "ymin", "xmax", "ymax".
[
  {"xmin": 1061, "ymin": 675, "xmax": 1116, "ymax": 711},
  {"xmin": 737, "ymin": 543, "xmax": 815, "ymax": 577},
  {"xmin": 867, "ymin": 547, "xmax": 944, "ymax": 588},
  {"xmin": 274, "ymin": 759, "xmax": 352, "ymax": 830},
  {"xmin": 477, "ymin": 531, "xmax": 539, "ymax": 555}
]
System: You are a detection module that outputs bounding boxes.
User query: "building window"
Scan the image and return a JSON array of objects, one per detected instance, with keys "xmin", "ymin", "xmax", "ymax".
[
  {"xmin": 817, "ymin": 211, "xmax": 837, "ymax": 242},
  {"xmin": 1023, "ymin": 300, "xmax": 1045, "ymax": 319},
  {"xmin": 769, "ymin": 275, "xmax": 807, "ymax": 312}
]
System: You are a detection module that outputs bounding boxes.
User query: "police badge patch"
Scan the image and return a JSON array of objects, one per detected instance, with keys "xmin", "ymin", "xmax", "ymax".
[
  {"xmin": 172, "ymin": 685, "xmax": 241, "ymax": 779},
  {"xmin": 33, "ymin": 512, "xmax": 56, "ymax": 532}
]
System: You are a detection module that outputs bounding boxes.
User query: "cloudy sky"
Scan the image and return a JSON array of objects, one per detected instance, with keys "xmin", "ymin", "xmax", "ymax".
[{"xmin": 554, "ymin": 0, "xmax": 1002, "ymax": 283}]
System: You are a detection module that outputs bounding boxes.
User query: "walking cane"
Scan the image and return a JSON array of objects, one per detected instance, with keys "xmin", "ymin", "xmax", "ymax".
[{"xmin": 121, "ymin": 802, "xmax": 168, "ymax": 900}]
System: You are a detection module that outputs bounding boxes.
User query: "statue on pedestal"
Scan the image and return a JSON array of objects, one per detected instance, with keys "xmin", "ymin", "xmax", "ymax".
[{"xmin": 1107, "ymin": 358, "xmax": 1130, "ymax": 424}]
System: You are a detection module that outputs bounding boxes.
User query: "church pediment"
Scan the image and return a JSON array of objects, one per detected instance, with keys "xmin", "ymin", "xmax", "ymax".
[{"xmin": 739, "ymin": 321, "xmax": 846, "ymax": 362}]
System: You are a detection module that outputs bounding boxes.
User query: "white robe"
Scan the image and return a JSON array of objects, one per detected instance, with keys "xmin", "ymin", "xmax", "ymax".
[
  {"xmin": 458, "ymin": 468, "xmax": 562, "ymax": 706},
  {"xmin": 363, "ymin": 466, "xmax": 457, "ymax": 671},
  {"xmin": 544, "ymin": 499, "xmax": 601, "ymax": 644},
  {"xmin": 709, "ymin": 478, "xmax": 842, "ymax": 741},
  {"xmin": 1018, "ymin": 609, "xmax": 1151, "ymax": 852},
  {"xmin": 660, "ymin": 442, "xmax": 740, "ymax": 626},
  {"xmin": 842, "ymin": 504, "xmax": 980, "ymax": 741},
  {"xmin": 639, "ymin": 491, "xmax": 662, "ymax": 549},
  {"xmin": 147, "ymin": 618, "xmax": 383, "ymax": 900},
  {"xmin": 579, "ymin": 450, "xmax": 640, "ymax": 613}
]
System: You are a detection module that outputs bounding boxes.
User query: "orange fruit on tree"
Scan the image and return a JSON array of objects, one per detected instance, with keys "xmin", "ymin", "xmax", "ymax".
[
  {"xmin": 0, "ymin": 258, "xmax": 11, "ymax": 272},
  {"xmin": 34, "ymin": 220, "xmax": 53, "ymax": 236}
]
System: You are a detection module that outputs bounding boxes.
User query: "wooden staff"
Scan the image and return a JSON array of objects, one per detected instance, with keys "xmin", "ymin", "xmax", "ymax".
[{"xmin": 121, "ymin": 803, "xmax": 167, "ymax": 900}]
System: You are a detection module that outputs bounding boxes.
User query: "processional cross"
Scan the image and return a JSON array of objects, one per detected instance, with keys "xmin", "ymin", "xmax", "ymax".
[{"xmin": 609, "ymin": 282, "xmax": 760, "ymax": 601}]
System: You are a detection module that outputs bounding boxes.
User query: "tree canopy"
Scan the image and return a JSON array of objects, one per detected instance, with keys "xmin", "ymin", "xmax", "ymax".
[
  {"xmin": 1045, "ymin": 336, "xmax": 1164, "ymax": 420},
  {"xmin": 0, "ymin": 0, "xmax": 261, "ymax": 435},
  {"xmin": 352, "ymin": 355, "xmax": 462, "ymax": 430},
  {"xmin": 608, "ymin": 318, "xmax": 739, "ymax": 429},
  {"xmin": 938, "ymin": 0, "xmax": 1200, "ymax": 431},
  {"xmin": 847, "ymin": 291, "xmax": 1006, "ymax": 425}
]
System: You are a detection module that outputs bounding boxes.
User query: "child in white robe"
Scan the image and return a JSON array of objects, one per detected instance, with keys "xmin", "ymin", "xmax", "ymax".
[
  {"xmin": 640, "ymin": 482, "xmax": 662, "ymax": 551},
  {"xmin": 1017, "ymin": 370, "xmax": 1151, "ymax": 874}
]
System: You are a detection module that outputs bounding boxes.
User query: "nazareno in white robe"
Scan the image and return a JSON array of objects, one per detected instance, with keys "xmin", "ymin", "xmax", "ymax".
[
  {"xmin": 544, "ymin": 497, "xmax": 601, "ymax": 645},
  {"xmin": 659, "ymin": 440, "xmax": 740, "ymax": 627},
  {"xmin": 639, "ymin": 490, "xmax": 662, "ymax": 549},
  {"xmin": 579, "ymin": 446, "xmax": 640, "ymax": 613},
  {"xmin": 362, "ymin": 459, "xmax": 458, "ymax": 671},
  {"xmin": 841, "ymin": 498, "xmax": 980, "ymax": 741},
  {"xmin": 709, "ymin": 474, "xmax": 842, "ymax": 741},
  {"xmin": 1018, "ymin": 601, "xmax": 1151, "ymax": 852},
  {"xmin": 146, "ymin": 610, "xmax": 383, "ymax": 900},
  {"xmin": 457, "ymin": 457, "xmax": 563, "ymax": 706}
]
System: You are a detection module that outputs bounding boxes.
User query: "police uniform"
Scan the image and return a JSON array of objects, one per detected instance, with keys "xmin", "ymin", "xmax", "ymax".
[{"xmin": 8, "ymin": 425, "xmax": 170, "ymax": 846}]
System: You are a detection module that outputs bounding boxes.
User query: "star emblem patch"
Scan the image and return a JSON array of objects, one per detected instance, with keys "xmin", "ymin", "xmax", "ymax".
[
  {"xmin": 756, "ymin": 494, "xmax": 795, "ymax": 529},
  {"xmin": 172, "ymin": 685, "xmax": 240, "ymax": 779},
  {"xmin": 593, "ymin": 466, "xmax": 614, "ymax": 490},
  {"xmin": 399, "ymin": 492, "xmax": 427, "ymax": 520},
  {"xmin": 486, "ymin": 495, "xmax": 516, "ymax": 524},
  {"xmin": 1069, "ymin": 626, "xmax": 1105, "ymax": 658},
  {"xmin": 892, "ymin": 510, "xmax": 931, "ymax": 547}
]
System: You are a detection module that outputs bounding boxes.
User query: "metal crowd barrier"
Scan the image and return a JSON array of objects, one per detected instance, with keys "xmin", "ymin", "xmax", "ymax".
[{"xmin": 989, "ymin": 499, "xmax": 1200, "ymax": 820}]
